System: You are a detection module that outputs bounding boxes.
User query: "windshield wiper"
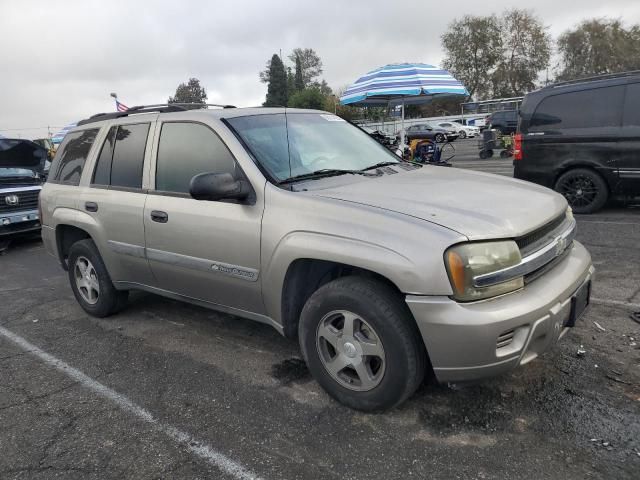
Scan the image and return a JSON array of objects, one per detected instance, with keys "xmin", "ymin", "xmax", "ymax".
[
  {"xmin": 359, "ymin": 161, "xmax": 400, "ymax": 172},
  {"xmin": 279, "ymin": 169, "xmax": 368, "ymax": 185}
]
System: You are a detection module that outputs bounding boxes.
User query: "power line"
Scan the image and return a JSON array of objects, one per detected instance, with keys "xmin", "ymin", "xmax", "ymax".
[{"xmin": 0, "ymin": 126, "xmax": 64, "ymax": 131}]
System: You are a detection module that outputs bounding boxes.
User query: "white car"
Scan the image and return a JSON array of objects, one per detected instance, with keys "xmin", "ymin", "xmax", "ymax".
[{"xmin": 441, "ymin": 121, "xmax": 480, "ymax": 139}]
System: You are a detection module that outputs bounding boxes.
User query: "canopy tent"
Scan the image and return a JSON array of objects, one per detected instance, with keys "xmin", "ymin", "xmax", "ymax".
[
  {"xmin": 51, "ymin": 122, "xmax": 77, "ymax": 144},
  {"xmin": 340, "ymin": 63, "xmax": 469, "ymax": 148}
]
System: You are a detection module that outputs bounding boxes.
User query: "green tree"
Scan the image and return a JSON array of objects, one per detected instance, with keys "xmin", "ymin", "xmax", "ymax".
[
  {"xmin": 556, "ymin": 19, "xmax": 640, "ymax": 80},
  {"xmin": 288, "ymin": 48, "xmax": 323, "ymax": 87},
  {"xmin": 441, "ymin": 15, "xmax": 502, "ymax": 99},
  {"xmin": 264, "ymin": 54, "xmax": 288, "ymax": 107},
  {"xmin": 168, "ymin": 77, "xmax": 207, "ymax": 109},
  {"xmin": 288, "ymin": 88, "xmax": 327, "ymax": 110},
  {"xmin": 294, "ymin": 55, "xmax": 304, "ymax": 91},
  {"xmin": 492, "ymin": 9, "xmax": 551, "ymax": 97}
]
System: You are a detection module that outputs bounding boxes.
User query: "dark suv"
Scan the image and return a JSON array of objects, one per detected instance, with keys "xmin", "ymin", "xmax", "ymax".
[
  {"xmin": 487, "ymin": 110, "xmax": 518, "ymax": 135},
  {"xmin": 514, "ymin": 71, "xmax": 640, "ymax": 213}
]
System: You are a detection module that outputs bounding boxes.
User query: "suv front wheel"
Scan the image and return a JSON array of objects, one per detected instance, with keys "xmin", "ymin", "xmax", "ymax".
[
  {"xmin": 555, "ymin": 168, "xmax": 608, "ymax": 214},
  {"xmin": 68, "ymin": 239, "xmax": 128, "ymax": 317},
  {"xmin": 299, "ymin": 276, "xmax": 426, "ymax": 411}
]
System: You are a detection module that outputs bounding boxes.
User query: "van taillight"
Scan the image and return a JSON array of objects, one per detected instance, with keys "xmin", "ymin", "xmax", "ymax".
[{"xmin": 513, "ymin": 133, "xmax": 523, "ymax": 160}]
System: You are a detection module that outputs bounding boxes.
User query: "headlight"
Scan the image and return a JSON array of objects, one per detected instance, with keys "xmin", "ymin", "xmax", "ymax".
[{"xmin": 444, "ymin": 240, "xmax": 523, "ymax": 302}]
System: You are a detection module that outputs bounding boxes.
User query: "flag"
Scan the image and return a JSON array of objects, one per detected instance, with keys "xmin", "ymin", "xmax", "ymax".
[{"xmin": 116, "ymin": 100, "xmax": 129, "ymax": 112}]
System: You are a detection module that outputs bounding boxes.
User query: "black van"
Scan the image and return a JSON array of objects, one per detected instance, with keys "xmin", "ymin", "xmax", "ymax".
[
  {"xmin": 487, "ymin": 110, "xmax": 518, "ymax": 135},
  {"xmin": 514, "ymin": 71, "xmax": 640, "ymax": 213}
]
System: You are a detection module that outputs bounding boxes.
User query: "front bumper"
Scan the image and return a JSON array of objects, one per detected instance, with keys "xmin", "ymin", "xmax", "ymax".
[
  {"xmin": 0, "ymin": 209, "xmax": 41, "ymax": 237},
  {"xmin": 406, "ymin": 241, "xmax": 593, "ymax": 383}
]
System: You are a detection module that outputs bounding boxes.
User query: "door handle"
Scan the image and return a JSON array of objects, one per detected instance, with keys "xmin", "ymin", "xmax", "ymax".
[
  {"xmin": 150, "ymin": 210, "xmax": 168, "ymax": 223},
  {"xmin": 85, "ymin": 202, "xmax": 98, "ymax": 212}
]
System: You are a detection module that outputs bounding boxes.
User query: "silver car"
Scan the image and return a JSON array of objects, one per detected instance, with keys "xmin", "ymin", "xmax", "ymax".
[{"xmin": 40, "ymin": 105, "xmax": 593, "ymax": 411}]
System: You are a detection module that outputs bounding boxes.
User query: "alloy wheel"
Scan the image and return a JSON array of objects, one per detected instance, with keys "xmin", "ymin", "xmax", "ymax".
[
  {"xmin": 74, "ymin": 256, "xmax": 100, "ymax": 305},
  {"xmin": 557, "ymin": 174, "xmax": 599, "ymax": 209},
  {"xmin": 316, "ymin": 310, "xmax": 386, "ymax": 391}
]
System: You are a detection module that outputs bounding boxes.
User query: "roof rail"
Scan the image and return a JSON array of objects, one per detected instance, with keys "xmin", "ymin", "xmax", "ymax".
[
  {"xmin": 76, "ymin": 103, "xmax": 237, "ymax": 126},
  {"xmin": 547, "ymin": 70, "xmax": 640, "ymax": 89}
]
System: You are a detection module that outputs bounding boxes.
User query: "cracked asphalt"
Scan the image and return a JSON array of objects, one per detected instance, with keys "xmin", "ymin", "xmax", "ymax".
[{"xmin": 1, "ymin": 152, "xmax": 639, "ymax": 479}]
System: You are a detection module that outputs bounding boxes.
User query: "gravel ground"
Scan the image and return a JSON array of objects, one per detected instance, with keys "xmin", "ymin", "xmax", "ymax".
[{"xmin": 1, "ymin": 155, "xmax": 639, "ymax": 479}]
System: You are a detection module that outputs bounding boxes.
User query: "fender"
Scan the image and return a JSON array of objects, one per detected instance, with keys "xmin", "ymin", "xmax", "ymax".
[
  {"xmin": 262, "ymin": 230, "xmax": 423, "ymax": 325},
  {"xmin": 52, "ymin": 207, "xmax": 110, "ymax": 265}
]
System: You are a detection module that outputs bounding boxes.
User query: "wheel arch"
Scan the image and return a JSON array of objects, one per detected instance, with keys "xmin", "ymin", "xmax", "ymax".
[{"xmin": 52, "ymin": 208, "xmax": 103, "ymax": 270}]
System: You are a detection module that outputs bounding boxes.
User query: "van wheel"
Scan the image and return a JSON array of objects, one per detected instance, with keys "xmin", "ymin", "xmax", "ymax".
[
  {"xmin": 555, "ymin": 168, "xmax": 608, "ymax": 214},
  {"xmin": 68, "ymin": 239, "xmax": 128, "ymax": 317},
  {"xmin": 298, "ymin": 276, "xmax": 426, "ymax": 412}
]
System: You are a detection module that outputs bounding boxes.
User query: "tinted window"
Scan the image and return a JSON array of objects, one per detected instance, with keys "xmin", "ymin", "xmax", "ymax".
[
  {"xmin": 530, "ymin": 85, "xmax": 624, "ymax": 132},
  {"xmin": 51, "ymin": 129, "xmax": 98, "ymax": 184},
  {"xmin": 110, "ymin": 123, "xmax": 149, "ymax": 188},
  {"xmin": 623, "ymin": 82, "xmax": 640, "ymax": 127},
  {"xmin": 92, "ymin": 126, "xmax": 116, "ymax": 185},
  {"xmin": 156, "ymin": 122, "xmax": 237, "ymax": 193}
]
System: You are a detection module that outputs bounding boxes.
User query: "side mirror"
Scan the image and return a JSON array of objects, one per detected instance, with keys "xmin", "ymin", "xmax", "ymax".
[{"xmin": 189, "ymin": 172, "xmax": 250, "ymax": 202}]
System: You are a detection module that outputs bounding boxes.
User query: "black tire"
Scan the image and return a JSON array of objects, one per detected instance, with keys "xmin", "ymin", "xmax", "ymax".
[
  {"xmin": 435, "ymin": 133, "xmax": 445, "ymax": 143},
  {"xmin": 67, "ymin": 239, "xmax": 128, "ymax": 317},
  {"xmin": 298, "ymin": 276, "xmax": 426, "ymax": 412},
  {"xmin": 459, "ymin": 130, "xmax": 467, "ymax": 139},
  {"xmin": 500, "ymin": 150, "xmax": 511, "ymax": 158},
  {"xmin": 486, "ymin": 149, "xmax": 494, "ymax": 158},
  {"xmin": 554, "ymin": 168, "xmax": 608, "ymax": 214},
  {"xmin": 479, "ymin": 150, "xmax": 489, "ymax": 159}
]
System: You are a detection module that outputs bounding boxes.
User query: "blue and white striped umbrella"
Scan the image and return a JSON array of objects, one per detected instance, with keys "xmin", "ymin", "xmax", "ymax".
[
  {"xmin": 51, "ymin": 122, "xmax": 77, "ymax": 144},
  {"xmin": 340, "ymin": 63, "xmax": 468, "ymax": 147},
  {"xmin": 340, "ymin": 63, "xmax": 468, "ymax": 105}
]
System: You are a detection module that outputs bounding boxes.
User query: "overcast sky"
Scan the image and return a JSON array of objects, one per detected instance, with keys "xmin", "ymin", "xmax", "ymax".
[{"xmin": 1, "ymin": 0, "xmax": 639, "ymax": 139}]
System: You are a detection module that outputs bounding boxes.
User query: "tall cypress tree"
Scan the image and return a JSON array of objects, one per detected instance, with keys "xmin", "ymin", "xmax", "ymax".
[
  {"xmin": 264, "ymin": 54, "xmax": 288, "ymax": 107},
  {"xmin": 294, "ymin": 55, "xmax": 304, "ymax": 91}
]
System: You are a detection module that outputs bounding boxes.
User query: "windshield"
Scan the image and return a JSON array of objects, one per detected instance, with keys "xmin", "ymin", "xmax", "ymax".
[
  {"xmin": 0, "ymin": 167, "xmax": 37, "ymax": 179},
  {"xmin": 227, "ymin": 113, "xmax": 399, "ymax": 182}
]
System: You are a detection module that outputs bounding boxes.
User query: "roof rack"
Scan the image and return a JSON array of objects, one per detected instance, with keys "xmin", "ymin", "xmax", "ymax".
[
  {"xmin": 547, "ymin": 70, "xmax": 640, "ymax": 89},
  {"xmin": 76, "ymin": 103, "xmax": 237, "ymax": 126}
]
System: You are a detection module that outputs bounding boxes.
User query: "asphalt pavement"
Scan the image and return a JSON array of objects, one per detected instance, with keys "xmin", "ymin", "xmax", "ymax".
[{"xmin": 1, "ymin": 149, "xmax": 639, "ymax": 479}]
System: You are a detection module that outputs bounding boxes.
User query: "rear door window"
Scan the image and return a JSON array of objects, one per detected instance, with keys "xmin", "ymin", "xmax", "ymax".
[
  {"xmin": 91, "ymin": 123, "xmax": 150, "ymax": 189},
  {"xmin": 50, "ymin": 129, "xmax": 99, "ymax": 185},
  {"xmin": 530, "ymin": 85, "xmax": 624, "ymax": 132}
]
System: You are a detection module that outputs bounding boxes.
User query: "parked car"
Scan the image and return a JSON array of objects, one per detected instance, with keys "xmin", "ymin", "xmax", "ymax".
[
  {"xmin": 439, "ymin": 121, "xmax": 480, "ymax": 139},
  {"xmin": 514, "ymin": 71, "xmax": 640, "ymax": 214},
  {"xmin": 360, "ymin": 126, "xmax": 397, "ymax": 148},
  {"xmin": 41, "ymin": 105, "xmax": 593, "ymax": 411},
  {"xmin": 0, "ymin": 138, "xmax": 48, "ymax": 245},
  {"xmin": 404, "ymin": 123, "xmax": 458, "ymax": 143},
  {"xmin": 487, "ymin": 110, "xmax": 518, "ymax": 135}
]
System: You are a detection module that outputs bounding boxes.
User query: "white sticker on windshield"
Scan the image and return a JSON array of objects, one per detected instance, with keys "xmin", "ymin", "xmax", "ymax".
[{"xmin": 320, "ymin": 114, "xmax": 345, "ymax": 122}]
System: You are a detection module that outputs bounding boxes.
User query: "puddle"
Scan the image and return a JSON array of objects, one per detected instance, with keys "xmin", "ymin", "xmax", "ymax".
[{"xmin": 271, "ymin": 358, "xmax": 312, "ymax": 385}]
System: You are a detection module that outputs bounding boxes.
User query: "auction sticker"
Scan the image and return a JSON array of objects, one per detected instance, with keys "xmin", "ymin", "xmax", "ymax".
[{"xmin": 320, "ymin": 114, "xmax": 345, "ymax": 122}]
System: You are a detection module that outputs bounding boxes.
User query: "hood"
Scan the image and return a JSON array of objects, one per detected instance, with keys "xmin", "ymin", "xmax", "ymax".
[
  {"xmin": 310, "ymin": 166, "xmax": 567, "ymax": 240},
  {"xmin": 0, "ymin": 139, "xmax": 48, "ymax": 173}
]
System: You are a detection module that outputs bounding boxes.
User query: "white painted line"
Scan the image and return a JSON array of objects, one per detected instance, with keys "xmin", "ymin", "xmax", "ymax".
[
  {"xmin": 0, "ymin": 325, "xmax": 263, "ymax": 480},
  {"xmin": 591, "ymin": 297, "xmax": 640, "ymax": 309}
]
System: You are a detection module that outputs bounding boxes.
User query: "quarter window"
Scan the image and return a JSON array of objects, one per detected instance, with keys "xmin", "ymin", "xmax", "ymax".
[
  {"xmin": 156, "ymin": 122, "xmax": 237, "ymax": 194},
  {"xmin": 530, "ymin": 85, "xmax": 624, "ymax": 132},
  {"xmin": 51, "ymin": 129, "xmax": 99, "ymax": 185}
]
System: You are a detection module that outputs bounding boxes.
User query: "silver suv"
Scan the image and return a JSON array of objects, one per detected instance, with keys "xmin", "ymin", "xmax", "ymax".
[{"xmin": 40, "ymin": 105, "xmax": 594, "ymax": 411}]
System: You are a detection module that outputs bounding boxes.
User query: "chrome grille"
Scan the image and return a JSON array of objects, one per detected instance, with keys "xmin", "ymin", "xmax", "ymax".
[
  {"xmin": 517, "ymin": 213, "xmax": 567, "ymax": 256},
  {"xmin": 0, "ymin": 189, "xmax": 40, "ymax": 214}
]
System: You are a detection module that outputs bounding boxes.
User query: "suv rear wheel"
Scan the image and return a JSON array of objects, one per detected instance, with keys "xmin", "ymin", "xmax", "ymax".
[
  {"xmin": 68, "ymin": 239, "xmax": 128, "ymax": 317},
  {"xmin": 555, "ymin": 168, "xmax": 608, "ymax": 214},
  {"xmin": 298, "ymin": 276, "xmax": 426, "ymax": 411}
]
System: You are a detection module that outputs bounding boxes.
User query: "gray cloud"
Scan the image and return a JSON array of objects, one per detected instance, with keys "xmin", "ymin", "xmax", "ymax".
[{"xmin": 1, "ymin": 0, "xmax": 638, "ymax": 139}]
